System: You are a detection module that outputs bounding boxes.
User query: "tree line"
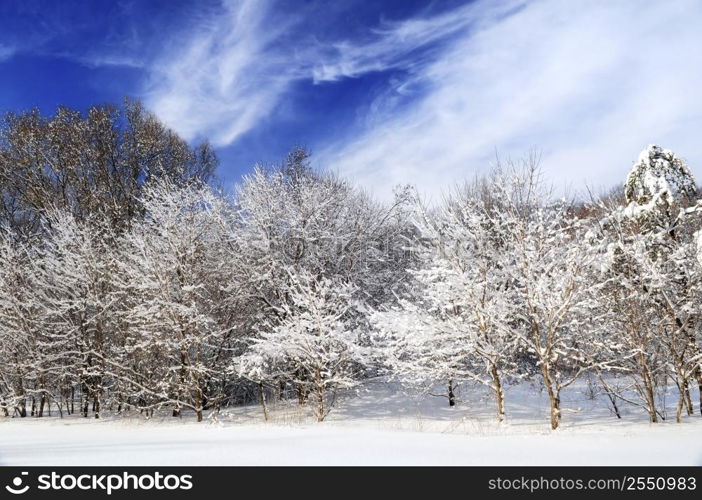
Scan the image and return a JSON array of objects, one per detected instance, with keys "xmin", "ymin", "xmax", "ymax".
[{"xmin": 0, "ymin": 102, "xmax": 700, "ymax": 429}]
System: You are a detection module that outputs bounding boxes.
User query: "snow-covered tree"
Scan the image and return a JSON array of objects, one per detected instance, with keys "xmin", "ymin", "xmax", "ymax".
[
  {"xmin": 116, "ymin": 179, "xmax": 238, "ymax": 421},
  {"xmin": 0, "ymin": 100, "xmax": 216, "ymax": 232},
  {"xmin": 33, "ymin": 211, "xmax": 122, "ymax": 418},
  {"xmin": 590, "ymin": 145, "xmax": 702, "ymax": 422},
  {"xmin": 626, "ymin": 144, "xmax": 702, "ymax": 420},
  {"xmin": 240, "ymin": 270, "xmax": 368, "ymax": 421},
  {"xmin": 235, "ymin": 151, "xmax": 410, "ymax": 316},
  {"xmin": 624, "ymin": 145, "xmax": 697, "ymax": 225},
  {"xmin": 3, "ymin": 138, "xmax": 702, "ymax": 429},
  {"xmin": 371, "ymin": 291, "xmax": 473, "ymax": 408},
  {"xmin": 590, "ymin": 212, "xmax": 670, "ymax": 422},
  {"xmin": 0, "ymin": 231, "xmax": 46, "ymax": 417},
  {"xmin": 657, "ymin": 237, "xmax": 702, "ymax": 421},
  {"xmin": 372, "ymin": 182, "xmax": 519, "ymax": 420},
  {"xmin": 233, "ymin": 152, "xmax": 410, "ymax": 414},
  {"xmin": 508, "ymin": 201, "xmax": 598, "ymax": 430}
]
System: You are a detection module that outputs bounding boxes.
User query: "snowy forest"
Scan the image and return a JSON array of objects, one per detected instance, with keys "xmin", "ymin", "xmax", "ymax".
[{"xmin": 1, "ymin": 101, "xmax": 701, "ymax": 431}]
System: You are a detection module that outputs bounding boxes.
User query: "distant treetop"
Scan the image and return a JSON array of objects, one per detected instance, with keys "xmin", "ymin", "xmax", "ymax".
[
  {"xmin": 0, "ymin": 99, "xmax": 217, "ymax": 232},
  {"xmin": 624, "ymin": 144, "xmax": 697, "ymax": 209}
]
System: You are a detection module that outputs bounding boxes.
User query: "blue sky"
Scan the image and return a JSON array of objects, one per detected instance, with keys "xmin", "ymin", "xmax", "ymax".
[{"xmin": 2, "ymin": 0, "xmax": 702, "ymax": 200}]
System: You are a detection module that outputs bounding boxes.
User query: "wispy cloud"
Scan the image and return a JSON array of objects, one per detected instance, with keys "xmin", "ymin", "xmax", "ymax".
[
  {"xmin": 0, "ymin": 44, "xmax": 15, "ymax": 62},
  {"xmin": 318, "ymin": 0, "xmax": 702, "ymax": 200},
  {"xmin": 141, "ymin": 0, "xmax": 491, "ymax": 147},
  {"xmin": 309, "ymin": 1, "xmax": 511, "ymax": 83},
  {"xmin": 131, "ymin": 0, "xmax": 702, "ymax": 199},
  {"xmin": 143, "ymin": 0, "xmax": 298, "ymax": 146}
]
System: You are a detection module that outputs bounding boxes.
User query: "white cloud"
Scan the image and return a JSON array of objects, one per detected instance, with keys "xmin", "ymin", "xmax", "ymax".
[
  {"xmin": 142, "ymin": 0, "xmax": 502, "ymax": 147},
  {"xmin": 0, "ymin": 44, "xmax": 15, "ymax": 62},
  {"xmin": 139, "ymin": 0, "xmax": 702, "ymax": 199},
  {"xmin": 144, "ymin": 0, "xmax": 297, "ymax": 146},
  {"xmin": 309, "ymin": 1, "xmax": 509, "ymax": 83},
  {"xmin": 317, "ymin": 0, "xmax": 702, "ymax": 200},
  {"xmin": 74, "ymin": 53, "xmax": 145, "ymax": 69}
]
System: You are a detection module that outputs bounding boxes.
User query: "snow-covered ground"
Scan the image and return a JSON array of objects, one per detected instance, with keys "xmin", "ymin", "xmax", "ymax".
[{"xmin": 1, "ymin": 379, "xmax": 701, "ymax": 466}]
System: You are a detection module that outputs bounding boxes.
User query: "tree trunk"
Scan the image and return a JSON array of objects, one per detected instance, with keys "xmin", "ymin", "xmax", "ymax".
[
  {"xmin": 296, "ymin": 384, "xmax": 308, "ymax": 405},
  {"xmin": 638, "ymin": 353, "xmax": 658, "ymax": 423},
  {"xmin": 490, "ymin": 363, "xmax": 505, "ymax": 422},
  {"xmin": 643, "ymin": 380, "xmax": 658, "ymax": 423},
  {"xmin": 315, "ymin": 367, "xmax": 326, "ymax": 422},
  {"xmin": 81, "ymin": 381, "xmax": 90, "ymax": 418},
  {"xmin": 316, "ymin": 390, "xmax": 325, "ymax": 422},
  {"xmin": 683, "ymin": 379, "xmax": 693, "ymax": 416},
  {"xmin": 17, "ymin": 399, "xmax": 26, "ymax": 418},
  {"xmin": 448, "ymin": 379, "xmax": 456, "ymax": 407},
  {"xmin": 596, "ymin": 370, "xmax": 621, "ymax": 419},
  {"xmin": 676, "ymin": 389, "xmax": 685, "ymax": 423},
  {"xmin": 175, "ymin": 350, "xmax": 187, "ymax": 418},
  {"xmin": 539, "ymin": 363, "xmax": 560, "ymax": 430},
  {"xmin": 38, "ymin": 391, "xmax": 47, "ymax": 417},
  {"xmin": 550, "ymin": 392, "xmax": 561, "ymax": 430},
  {"xmin": 195, "ymin": 392, "xmax": 203, "ymax": 422},
  {"xmin": 259, "ymin": 382, "xmax": 269, "ymax": 422},
  {"xmin": 92, "ymin": 378, "xmax": 101, "ymax": 419},
  {"xmin": 194, "ymin": 377, "xmax": 203, "ymax": 422}
]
